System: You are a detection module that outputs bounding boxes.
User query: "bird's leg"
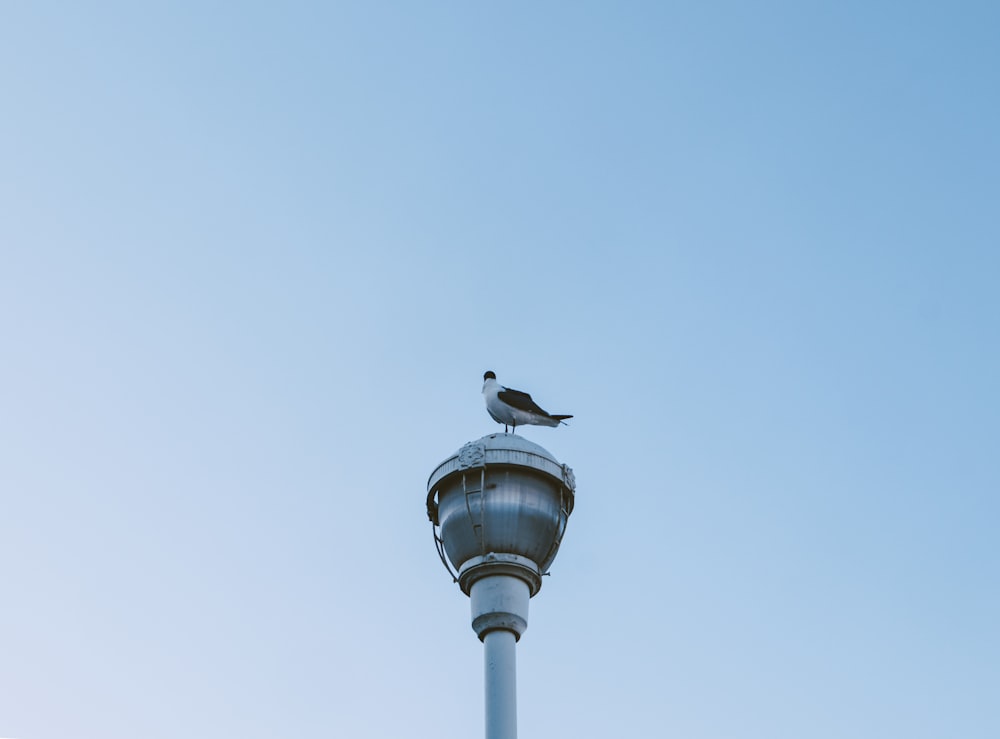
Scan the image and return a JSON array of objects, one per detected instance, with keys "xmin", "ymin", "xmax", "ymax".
[
  {"xmin": 511, "ymin": 421, "xmax": 516, "ymax": 434},
  {"xmin": 504, "ymin": 424, "xmax": 509, "ymax": 433}
]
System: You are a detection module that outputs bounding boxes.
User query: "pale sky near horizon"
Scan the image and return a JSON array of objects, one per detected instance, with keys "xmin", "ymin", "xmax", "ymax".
[{"xmin": 2, "ymin": 3, "xmax": 997, "ymax": 738}]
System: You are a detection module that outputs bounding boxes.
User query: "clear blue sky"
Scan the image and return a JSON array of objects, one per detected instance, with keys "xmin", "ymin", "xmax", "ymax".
[{"xmin": 2, "ymin": 3, "xmax": 997, "ymax": 738}]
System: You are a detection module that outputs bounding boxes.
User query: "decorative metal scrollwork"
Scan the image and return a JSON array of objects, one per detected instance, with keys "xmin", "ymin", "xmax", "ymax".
[
  {"xmin": 562, "ymin": 463, "xmax": 576, "ymax": 491},
  {"xmin": 458, "ymin": 441, "xmax": 486, "ymax": 469}
]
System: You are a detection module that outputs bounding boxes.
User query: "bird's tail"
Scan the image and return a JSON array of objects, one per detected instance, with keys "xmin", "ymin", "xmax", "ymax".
[{"xmin": 551, "ymin": 414, "xmax": 573, "ymax": 425}]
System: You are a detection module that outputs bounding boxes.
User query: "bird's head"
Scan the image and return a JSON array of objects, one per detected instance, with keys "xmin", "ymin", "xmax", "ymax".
[{"xmin": 483, "ymin": 370, "xmax": 497, "ymax": 391}]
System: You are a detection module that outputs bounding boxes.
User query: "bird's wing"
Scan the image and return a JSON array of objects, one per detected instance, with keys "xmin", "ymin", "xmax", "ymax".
[{"xmin": 498, "ymin": 388, "xmax": 549, "ymax": 415}]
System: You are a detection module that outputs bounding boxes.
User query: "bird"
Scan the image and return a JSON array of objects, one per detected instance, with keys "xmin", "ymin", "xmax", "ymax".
[{"xmin": 482, "ymin": 371, "xmax": 572, "ymax": 433}]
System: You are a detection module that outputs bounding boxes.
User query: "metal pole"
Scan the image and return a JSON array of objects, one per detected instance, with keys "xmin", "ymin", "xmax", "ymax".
[
  {"xmin": 484, "ymin": 629, "xmax": 517, "ymax": 739},
  {"xmin": 470, "ymin": 574, "xmax": 529, "ymax": 739}
]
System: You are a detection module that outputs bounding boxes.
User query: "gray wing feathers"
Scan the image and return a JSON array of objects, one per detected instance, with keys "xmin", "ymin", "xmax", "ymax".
[{"xmin": 498, "ymin": 388, "xmax": 549, "ymax": 415}]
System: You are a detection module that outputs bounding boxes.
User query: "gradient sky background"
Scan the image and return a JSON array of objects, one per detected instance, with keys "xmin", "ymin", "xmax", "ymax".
[{"xmin": 2, "ymin": 3, "xmax": 997, "ymax": 738}]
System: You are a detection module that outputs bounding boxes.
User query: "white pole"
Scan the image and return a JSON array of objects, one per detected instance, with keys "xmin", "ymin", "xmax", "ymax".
[
  {"xmin": 484, "ymin": 629, "xmax": 518, "ymax": 739},
  {"xmin": 470, "ymin": 574, "xmax": 530, "ymax": 739}
]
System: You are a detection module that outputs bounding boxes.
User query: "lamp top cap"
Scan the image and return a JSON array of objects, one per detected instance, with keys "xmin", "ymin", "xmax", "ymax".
[
  {"xmin": 473, "ymin": 432, "xmax": 554, "ymax": 456},
  {"xmin": 426, "ymin": 433, "xmax": 574, "ymax": 493}
]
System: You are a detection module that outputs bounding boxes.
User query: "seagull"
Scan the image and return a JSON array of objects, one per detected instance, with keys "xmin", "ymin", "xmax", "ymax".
[{"xmin": 482, "ymin": 371, "xmax": 572, "ymax": 433}]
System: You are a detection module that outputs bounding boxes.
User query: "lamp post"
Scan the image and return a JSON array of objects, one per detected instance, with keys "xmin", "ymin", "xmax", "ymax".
[{"xmin": 427, "ymin": 433, "xmax": 575, "ymax": 739}]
